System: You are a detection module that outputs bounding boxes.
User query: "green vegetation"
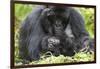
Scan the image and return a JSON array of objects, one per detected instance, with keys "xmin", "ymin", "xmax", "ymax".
[
  {"xmin": 14, "ymin": 4, "xmax": 95, "ymax": 65},
  {"xmin": 29, "ymin": 52, "xmax": 94, "ymax": 64},
  {"xmin": 15, "ymin": 52, "xmax": 94, "ymax": 65},
  {"xmin": 78, "ymin": 8, "xmax": 95, "ymax": 38}
]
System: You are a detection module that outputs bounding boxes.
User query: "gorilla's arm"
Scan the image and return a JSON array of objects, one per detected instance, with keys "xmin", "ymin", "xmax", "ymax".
[
  {"xmin": 19, "ymin": 5, "xmax": 46, "ymax": 61},
  {"xmin": 68, "ymin": 8, "xmax": 91, "ymax": 51}
]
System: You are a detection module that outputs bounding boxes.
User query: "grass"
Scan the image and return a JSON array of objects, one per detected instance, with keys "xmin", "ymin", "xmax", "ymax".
[{"xmin": 15, "ymin": 51, "xmax": 94, "ymax": 66}]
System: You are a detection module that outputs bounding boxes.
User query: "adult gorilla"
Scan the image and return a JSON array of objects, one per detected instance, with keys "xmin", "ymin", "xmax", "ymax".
[{"xmin": 19, "ymin": 5, "xmax": 93, "ymax": 62}]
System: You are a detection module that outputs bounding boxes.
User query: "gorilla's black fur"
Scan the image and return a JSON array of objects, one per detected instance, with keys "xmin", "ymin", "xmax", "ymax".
[{"xmin": 19, "ymin": 5, "xmax": 93, "ymax": 62}]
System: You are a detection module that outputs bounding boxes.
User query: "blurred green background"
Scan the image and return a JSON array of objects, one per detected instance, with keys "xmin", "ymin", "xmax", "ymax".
[{"xmin": 14, "ymin": 4, "xmax": 95, "ymax": 65}]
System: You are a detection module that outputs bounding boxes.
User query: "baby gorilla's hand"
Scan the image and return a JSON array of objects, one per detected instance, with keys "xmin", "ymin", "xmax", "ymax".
[
  {"xmin": 48, "ymin": 37, "xmax": 60, "ymax": 49},
  {"xmin": 41, "ymin": 36, "xmax": 61, "ymax": 56},
  {"xmin": 47, "ymin": 37, "xmax": 61, "ymax": 56}
]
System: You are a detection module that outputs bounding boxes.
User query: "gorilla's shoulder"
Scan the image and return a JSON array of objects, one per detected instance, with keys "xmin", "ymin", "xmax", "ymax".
[{"xmin": 28, "ymin": 5, "xmax": 46, "ymax": 19}]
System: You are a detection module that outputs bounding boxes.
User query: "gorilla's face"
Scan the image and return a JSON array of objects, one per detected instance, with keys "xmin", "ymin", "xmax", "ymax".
[{"xmin": 46, "ymin": 8, "xmax": 69, "ymax": 36}]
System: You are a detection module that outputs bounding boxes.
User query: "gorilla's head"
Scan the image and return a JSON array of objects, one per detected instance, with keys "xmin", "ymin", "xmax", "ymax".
[{"xmin": 41, "ymin": 6, "xmax": 70, "ymax": 36}]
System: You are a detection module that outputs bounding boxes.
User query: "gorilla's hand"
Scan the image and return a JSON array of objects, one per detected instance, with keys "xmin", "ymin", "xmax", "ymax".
[
  {"xmin": 80, "ymin": 39, "xmax": 94, "ymax": 53},
  {"xmin": 41, "ymin": 36, "xmax": 60, "ymax": 50},
  {"xmin": 41, "ymin": 36, "xmax": 61, "ymax": 56},
  {"xmin": 47, "ymin": 37, "xmax": 60, "ymax": 49},
  {"xmin": 41, "ymin": 8, "xmax": 51, "ymax": 17},
  {"xmin": 47, "ymin": 37, "xmax": 61, "ymax": 56}
]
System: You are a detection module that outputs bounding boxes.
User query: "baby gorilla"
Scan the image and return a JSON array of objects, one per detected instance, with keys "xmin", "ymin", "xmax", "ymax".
[
  {"xmin": 41, "ymin": 36, "xmax": 81, "ymax": 57},
  {"xmin": 41, "ymin": 36, "xmax": 61, "ymax": 56}
]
